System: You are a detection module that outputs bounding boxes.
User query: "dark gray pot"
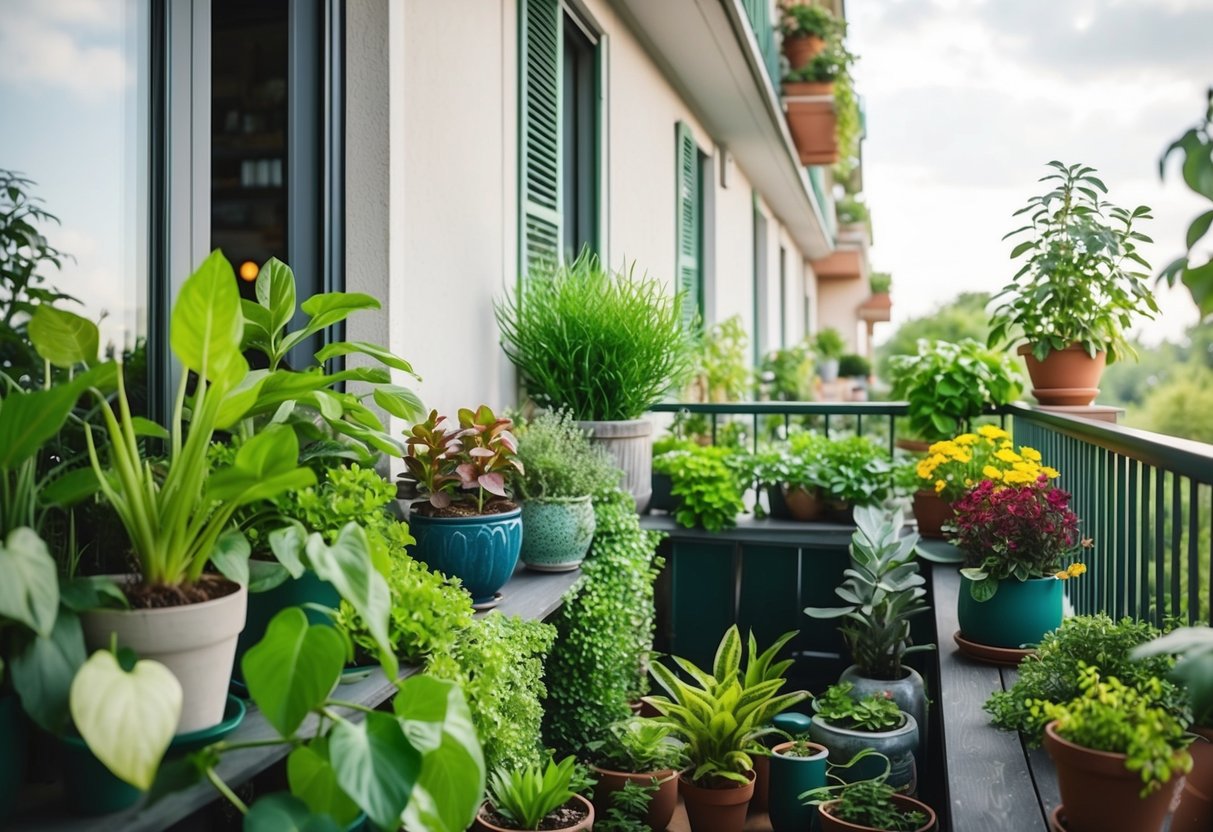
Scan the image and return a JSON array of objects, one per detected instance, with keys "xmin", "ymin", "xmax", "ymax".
[
  {"xmin": 808, "ymin": 712, "xmax": 919, "ymax": 795},
  {"xmin": 839, "ymin": 665, "xmax": 928, "ymax": 755}
]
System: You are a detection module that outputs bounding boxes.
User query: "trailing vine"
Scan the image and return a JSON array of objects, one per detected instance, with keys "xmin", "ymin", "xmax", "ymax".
[{"xmin": 543, "ymin": 487, "xmax": 665, "ymax": 756}]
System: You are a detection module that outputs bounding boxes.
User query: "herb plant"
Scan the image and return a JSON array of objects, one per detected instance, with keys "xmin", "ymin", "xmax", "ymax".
[
  {"xmin": 594, "ymin": 780, "xmax": 655, "ymax": 832},
  {"xmin": 653, "ymin": 445, "xmax": 748, "ymax": 532},
  {"xmin": 810, "ymin": 776, "xmax": 928, "ymax": 832},
  {"xmin": 544, "ymin": 488, "xmax": 664, "ymax": 756},
  {"xmin": 514, "ymin": 409, "xmax": 618, "ymax": 500},
  {"xmin": 817, "ymin": 436, "xmax": 891, "ymax": 506},
  {"xmin": 496, "ymin": 250, "xmax": 697, "ymax": 422},
  {"xmin": 587, "ymin": 718, "xmax": 686, "ymax": 773},
  {"xmin": 486, "ymin": 755, "xmax": 582, "ymax": 830},
  {"xmin": 984, "ymin": 614, "xmax": 1184, "ymax": 743},
  {"xmin": 888, "ymin": 339, "xmax": 1022, "ymax": 441},
  {"xmin": 1158, "ymin": 90, "xmax": 1213, "ymax": 316},
  {"xmin": 400, "ymin": 406, "xmax": 523, "ymax": 514},
  {"xmin": 954, "ymin": 476, "xmax": 1089, "ymax": 601},
  {"xmin": 813, "ymin": 683, "xmax": 904, "ymax": 732},
  {"xmin": 988, "ymin": 161, "xmax": 1159, "ymax": 363},
  {"xmin": 805, "ymin": 507, "xmax": 931, "ymax": 680},
  {"xmin": 1034, "ymin": 665, "xmax": 1192, "ymax": 795}
]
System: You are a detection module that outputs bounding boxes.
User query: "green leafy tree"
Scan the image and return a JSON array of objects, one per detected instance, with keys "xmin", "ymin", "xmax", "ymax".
[{"xmin": 1139, "ymin": 366, "xmax": 1213, "ymax": 444}]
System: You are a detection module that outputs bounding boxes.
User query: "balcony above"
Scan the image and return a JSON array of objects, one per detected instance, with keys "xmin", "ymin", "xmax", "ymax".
[
  {"xmin": 610, "ymin": 0, "xmax": 834, "ymax": 259},
  {"xmin": 858, "ymin": 290, "xmax": 892, "ymax": 323}
]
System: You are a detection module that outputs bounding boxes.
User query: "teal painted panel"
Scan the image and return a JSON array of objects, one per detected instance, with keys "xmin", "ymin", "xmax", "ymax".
[
  {"xmin": 799, "ymin": 545, "xmax": 852, "ymax": 665},
  {"xmin": 670, "ymin": 540, "xmax": 735, "ymax": 671},
  {"xmin": 737, "ymin": 544, "xmax": 801, "ymax": 655}
]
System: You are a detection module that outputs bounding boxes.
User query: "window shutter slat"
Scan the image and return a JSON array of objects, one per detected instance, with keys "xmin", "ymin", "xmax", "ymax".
[
  {"xmin": 519, "ymin": 0, "xmax": 562, "ymax": 277},
  {"xmin": 675, "ymin": 121, "xmax": 701, "ymax": 328}
]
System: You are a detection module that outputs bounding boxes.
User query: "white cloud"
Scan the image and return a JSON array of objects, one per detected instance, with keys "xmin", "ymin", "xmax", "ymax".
[{"xmin": 0, "ymin": 1, "xmax": 131, "ymax": 99}]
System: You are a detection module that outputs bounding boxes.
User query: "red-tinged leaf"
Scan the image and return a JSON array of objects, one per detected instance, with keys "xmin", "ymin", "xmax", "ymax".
[
  {"xmin": 430, "ymin": 492, "xmax": 451, "ymax": 509},
  {"xmin": 478, "ymin": 473, "xmax": 506, "ymax": 496},
  {"xmin": 456, "ymin": 463, "xmax": 478, "ymax": 486},
  {"xmin": 498, "ymin": 431, "xmax": 518, "ymax": 453}
]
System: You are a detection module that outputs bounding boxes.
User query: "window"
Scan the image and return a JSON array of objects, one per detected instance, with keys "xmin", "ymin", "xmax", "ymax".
[
  {"xmin": 675, "ymin": 122, "xmax": 703, "ymax": 329},
  {"xmin": 562, "ymin": 14, "xmax": 598, "ymax": 257}
]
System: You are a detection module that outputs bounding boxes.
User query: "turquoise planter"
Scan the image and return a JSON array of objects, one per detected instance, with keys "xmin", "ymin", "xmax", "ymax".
[
  {"xmin": 519, "ymin": 497, "xmax": 595, "ymax": 572},
  {"xmin": 0, "ymin": 694, "xmax": 25, "ymax": 824},
  {"xmin": 768, "ymin": 741, "xmax": 828, "ymax": 832},
  {"xmin": 234, "ymin": 569, "xmax": 340, "ymax": 685},
  {"xmin": 958, "ymin": 575, "xmax": 1063, "ymax": 648},
  {"xmin": 409, "ymin": 508, "xmax": 522, "ymax": 608}
]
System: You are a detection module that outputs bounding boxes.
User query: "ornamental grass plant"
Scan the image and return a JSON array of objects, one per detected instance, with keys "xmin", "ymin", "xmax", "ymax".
[{"xmin": 495, "ymin": 251, "xmax": 697, "ymax": 422}]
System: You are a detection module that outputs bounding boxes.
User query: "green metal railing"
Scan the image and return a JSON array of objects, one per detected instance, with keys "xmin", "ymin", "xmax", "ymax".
[{"xmin": 740, "ymin": 0, "xmax": 781, "ymax": 90}]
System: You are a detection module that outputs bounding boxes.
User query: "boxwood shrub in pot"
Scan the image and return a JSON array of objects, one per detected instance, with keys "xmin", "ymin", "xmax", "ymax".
[
  {"xmin": 399, "ymin": 406, "xmax": 524, "ymax": 609},
  {"xmin": 496, "ymin": 251, "xmax": 697, "ymax": 512},
  {"xmin": 514, "ymin": 410, "xmax": 619, "ymax": 572}
]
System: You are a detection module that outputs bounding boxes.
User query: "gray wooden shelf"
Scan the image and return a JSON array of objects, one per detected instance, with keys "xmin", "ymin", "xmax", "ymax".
[
  {"xmin": 10, "ymin": 565, "xmax": 582, "ymax": 832},
  {"xmin": 640, "ymin": 513, "xmax": 857, "ymax": 546}
]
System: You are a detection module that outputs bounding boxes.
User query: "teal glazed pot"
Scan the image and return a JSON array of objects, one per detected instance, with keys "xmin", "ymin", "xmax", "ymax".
[
  {"xmin": 233, "ymin": 568, "xmax": 340, "ymax": 684},
  {"xmin": 958, "ymin": 575, "xmax": 1063, "ymax": 648},
  {"xmin": 0, "ymin": 694, "xmax": 26, "ymax": 824},
  {"xmin": 809, "ymin": 713, "xmax": 919, "ymax": 794},
  {"xmin": 520, "ymin": 496, "xmax": 595, "ymax": 572},
  {"xmin": 768, "ymin": 741, "xmax": 829, "ymax": 832},
  {"xmin": 409, "ymin": 507, "xmax": 522, "ymax": 608}
]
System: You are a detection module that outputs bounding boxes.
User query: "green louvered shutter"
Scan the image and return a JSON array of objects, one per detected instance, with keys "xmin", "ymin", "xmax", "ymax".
[
  {"xmin": 675, "ymin": 121, "xmax": 702, "ymax": 329},
  {"xmin": 519, "ymin": 0, "xmax": 562, "ymax": 278}
]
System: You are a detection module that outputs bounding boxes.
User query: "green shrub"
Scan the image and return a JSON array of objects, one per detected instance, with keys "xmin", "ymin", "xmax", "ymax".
[
  {"xmin": 838, "ymin": 354, "xmax": 870, "ymax": 378},
  {"xmin": 515, "ymin": 409, "xmax": 620, "ymax": 500},
  {"xmin": 495, "ymin": 250, "xmax": 697, "ymax": 421},
  {"xmin": 758, "ymin": 340, "xmax": 815, "ymax": 401},
  {"xmin": 817, "ymin": 435, "xmax": 892, "ymax": 505},
  {"xmin": 428, "ymin": 612, "xmax": 556, "ymax": 771},
  {"xmin": 688, "ymin": 315, "xmax": 751, "ymax": 403},
  {"xmin": 653, "ymin": 446, "xmax": 748, "ymax": 532},
  {"xmin": 544, "ymin": 488, "xmax": 664, "ymax": 757},
  {"xmin": 814, "ymin": 328, "xmax": 846, "ymax": 361}
]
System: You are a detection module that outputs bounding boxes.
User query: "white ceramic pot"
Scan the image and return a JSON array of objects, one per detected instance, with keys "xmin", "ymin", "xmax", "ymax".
[
  {"xmin": 577, "ymin": 418, "xmax": 653, "ymax": 513},
  {"xmin": 80, "ymin": 579, "xmax": 248, "ymax": 733}
]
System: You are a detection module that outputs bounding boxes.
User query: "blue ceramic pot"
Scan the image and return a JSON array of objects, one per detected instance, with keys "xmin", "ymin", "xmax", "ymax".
[
  {"xmin": 958, "ymin": 575, "xmax": 1063, "ymax": 648},
  {"xmin": 809, "ymin": 713, "xmax": 919, "ymax": 794},
  {"xmin": 409, "ymin": 508, "xmax": 522, "ymax": 607}
]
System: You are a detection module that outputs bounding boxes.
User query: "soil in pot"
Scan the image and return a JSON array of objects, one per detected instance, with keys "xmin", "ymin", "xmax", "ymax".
[
  {"xmin": 680, "ymin": 771, "xmax": 755, "ymax": 832},
  {"xmin": 818, "ymin": 794, "xmax": 938, "ymax": 832},
  {"xmin": 590, "ymin": 766, "xmax": 677, "ymax": 831},
  {"xmin": 1019, "ymin": 344, "xmax": 1106, "ymax": 406},
  {"xmin": 475, "ymin": 793, "xmax": 594, "ymax": 832},
  {"xmin": 1043, "ymin": 721, "xmax": 1182, "ymax": 832}
]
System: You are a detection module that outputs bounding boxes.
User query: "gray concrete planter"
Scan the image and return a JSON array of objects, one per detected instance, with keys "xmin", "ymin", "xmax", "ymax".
[
  {"xmin": 839, "ymin": 665, "xmax": 928, "ymax": 757},
  {"xmin": 578, "ymin": 418, "xmax": 653, "ymax": 512},
  {"xmin": 808, "ymin": 712, "xmax": 919, "ymax": 794},
  {"xmin": 520, "ymin": 496, "xmax": 595, "ymax": 572}
]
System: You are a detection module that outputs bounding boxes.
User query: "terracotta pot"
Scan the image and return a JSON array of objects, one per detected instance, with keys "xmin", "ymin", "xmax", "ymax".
[
  {"xmin": 783, "ymin": 485, "xmax": 824, "ymax": 521},
  {"xmin": 818, "ymin": 794, "xmax": 938, "ymax": 831},
  {"xmin": 895, "ymin": 438, "xmax": 932, "ymax": 453},
  {"xmin": 80, "ymin": 577, "xmax": 248, "ymax": 733},
  {"xmin": 912, "ymin": 490, "xmax": 952, "ymax": 539},
  {"xmin": 474, "ymin": 794, "xmax": 594, "ymax": 832},
  {"xmin": 751, "ymin": 751, "xmax": 770, "ymax": 813},
  {"xmin": 783, "ymin": 82, "xmax": 838, "ymax": 166},
  {"xmin": 1018, "ymin": 344, "xmax": 1106, "ymax": 406},
  {"xmin": 783, "ymin": 34, "xmax": 826, "ymax": 71},
  {"xmin": 1166, "ymin": 726, "xmax": 1213, "ymax": 832},
  {"xmin": 590, "ymin": 766, "xmax": 677, "ymax": 831},
  {"xmin": 1043, "ymin": 720, "xmax": 1183, "ymax": 832},
  {"xmin": 679, "ymin": 770, "xmax": 755, "ymax": 832}
]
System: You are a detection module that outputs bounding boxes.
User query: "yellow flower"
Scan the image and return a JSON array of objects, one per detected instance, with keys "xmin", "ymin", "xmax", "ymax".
[
  {"xmin": 1000, "ymin": 440, "xmax": 1014, "ymax": 449},
  {"xmin": 978, "ymin": 425, "xmax": 1009, "ymax": 440},
  {"xmin": 1041, "ymin": 466, "xmax": 1060, "ymax": 479},
  {"xmin": 1068, "ymin": 563, "xmax": 1087, "ymax": 577},
  {"xmin": 1003, "ymin": 470, "xmax": 1034, "ymax": 485},
  {"xmin": 1021, "ymin": 447, "xmax": 1043, "ymax": 462},
  {"xmin": 995, "ymin": 448, "xmax": 1022, "ymax": 464},
  {"xmin": 982, "ymin": 465, "xmax": 1003, "ymax": 480},
  {"xmin": 949, "ymin": 449, "xmax": 973, "ymax": 463},
  {"xmin": 955, "ymin": 433, "xmax": 980, "ymax": 446},
  {"xmin": 935, "ymin": 479, "xmax": 946, "ymax": 494},
  {"xmin": 1054, "ymin": 571, "xmax": 1070, "ymax": 580}
]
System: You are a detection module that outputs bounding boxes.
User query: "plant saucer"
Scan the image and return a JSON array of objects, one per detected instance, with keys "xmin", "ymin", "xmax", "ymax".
[
  {"xmin": 171, "ymin": 694, "xmax": 247, "ymax": 754},
  {"xmin": 952, "ymin": 631, "xmax": 1034, "ymax": 667},
  {"xmin": 1048, "ymin": 805, "xmax": 1069, "ymax": 831},
  {"xmin": 472, "ymin": 592, "xmax": 504, "ymax": 611}
]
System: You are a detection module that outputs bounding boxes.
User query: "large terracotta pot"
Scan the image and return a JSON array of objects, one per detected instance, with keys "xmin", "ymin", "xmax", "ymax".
[
  {"xmin": 590, "ymin": 765, "xmax": 677, "ymax": 831},
  {"xmin": 751, "ymin": 751, "xmax": 770, "ymax": 813},
  {"xmin": 580, "ymin": 418, "xmax": 653, "ymax": 512},
  {"xmin": 680, "ymin": 770, "xmax": 755, "ymax": 832},
  {"xmin": 1043, "ymin": 721, "xmax": 1183, "ymax": 832},
  {"xmin": 783, "ymin": 34, "xmax": 826, "ymax": 71},
  {"xmin": 818, "ymin": 794, "xmax": 938, "ymax": 831},
  {"xmin": 474, "ymin": 794, "xmax": 594, "ymax": 832},
  {"xmin": 783, "ymin": 485, "xmax": 824, "ymax": 521},
  {"xmin": 1019, "ymin": 343, "xmax": 1106, "ymax": 406},
  {"xmin": 783, "ymin": 82, "xmax": 838, "ymax": 166},
  {"xmin": 80, "ymin": 578, "xmax": 248, "ymax": 733},
  {"xmin": 1170, "ymin": 726, "xmax": 1213, "ymax": 832},
  {"xmin": 958, "ymin": 575, "xmax": 1063, "ymax": 649},
  {"xmin": 912, "ymin": 490, "xmax": 952, "ymax": 539}
]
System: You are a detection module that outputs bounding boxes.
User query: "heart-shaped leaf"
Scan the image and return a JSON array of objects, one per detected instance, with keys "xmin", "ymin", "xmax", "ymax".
[
  {"xmin": 28, "ymin": 305, "xmax": 99, "ymax": 368},
  {"xmin": 243, "ymin": 607, "xmax": 345, "ymax": 737},
  {"xmin": 71, "ymin": 650, "xmax": 182, "ymax": 790},
  {"xmin": 244, "ymin": 792, "xmax": 342, "ymax": 832},
  {"xmin": 210, "ymin": 529, "xmax": 251, "ymax": 586},
  {"xmin": 10, "ymin": 607, "xmax": 86, "ymax": 733},
  {"xmin": 0, "ymin": 528, "xmax": 59, "ymax": 635},
  {"xmin": 256, "ymin": 257, "xmax": 298, "ymax": 336},
  {"xmin": 287, "ymin": 739, "xmax": 361, "ymax": 827},
  {"xmin": 329, "ymin": 711, "xmax": 420, "ymax": 831}
]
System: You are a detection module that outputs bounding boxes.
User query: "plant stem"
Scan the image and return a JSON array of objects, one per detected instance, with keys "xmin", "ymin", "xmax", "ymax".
[{"xmin": 205, "ymin": 767, "xmax": 249, "ymax": 815}]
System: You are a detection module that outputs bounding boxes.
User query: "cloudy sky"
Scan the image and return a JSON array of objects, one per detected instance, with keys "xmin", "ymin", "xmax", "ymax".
[{"xmin": 847, "ymin": 0, "xmax": 1212, "ymax": 344}]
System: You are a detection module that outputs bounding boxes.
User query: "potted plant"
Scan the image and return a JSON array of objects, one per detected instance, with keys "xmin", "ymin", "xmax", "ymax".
[
  {"xmin": 652, "ymin": 444, "xmax": 748, "ymax": 532},
  {"xmin": 758, "ymin": 339, "xmax": 815, "ymax": 401},
  {"xmin": 768, "ymin": 736, "xmax": 830, "ymax": 832},
  {"xmin": 805, "ymin": 507, "xmax": 932, "ymax": 744},
  {"xmin": 783, "ymin": 41, "xmax": 854, "ymax": 166},
  {"xmin": 988, "ymin": 161, "xmax": 1159, "ymax": 405},
  {"xmin": 476, "ymin": 755, "xmax": 594, "ymax": 832},
  {"xmin": 814, "ymin": 328, "xmax": 846, "ymax": 382},
  {"xmin": 804, "ymin": 754, "xmax": 937, "ymax": 832},
  {"xmin": 807, "ymin": 683, "xmax": 919, "ymax": 793},
  {"xmin": 779, "ymin": 3, "xmax": 838, "ymax": 71},
  {"xmin": 514, "ymin": 410, "xmax": 618, "ymax": 571},
  {"xmin": 650, "ymin": 435, "xmax": 697, "ymax": 513},
  {"xmin": 644, "ymin": 626, "xmax": 809, "ymax": 832},
  {"xmin": 79, "ymin": 251, "xmax": 316, "ymax": 733},
  {"xmin": 496, "ymin": 250, "xmax": 697, "ymax": 512},
  {"xmin": 838, "ymin": 354, "xmax": 870, "ymax": 381},
  {"xmin": 953, "ymin": 472, "xmax": 1090, "ymax": 651},
  {"xmin": 399, "ymin": 405, "xmax": 524, "ymax": 609},
  {"xmin": 1037, "ymin": 666, "xmax": 1191, "ymax": 832},
  {"xmin": 817, "ymin": 436, "xmax": 892, "ymax": 521},
  {"xmin": 586, "ymin": 718, "xmax": 684, "ymax": 831}
]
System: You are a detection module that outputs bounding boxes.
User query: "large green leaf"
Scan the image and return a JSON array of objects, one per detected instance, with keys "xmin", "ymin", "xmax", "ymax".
[
  {"xmin": 170, "ymin": 250, "xmax": 248, "ymax": 390},
  {"xmin": 329, "ymin": 711, "xmax": 421, "ymax": 831},
  {"xmin": 0, "ymin": 528, "xmax": 59, "ymax": 635},
  {"xmin": 215, "ymin": 370, "xmax": 271, "ymax": 430},
  {"xmin": 70, "ymin": 650, "xmax": 182, "ymax": 790},
  {"xmin": 28, "ymin": 305, "xmax": 99, "ymax": 368},
  {"xmin": 10, "ymin": 606, "xmax": 86, "ymax": 733},
  {"xmin": 287, "ymin": 740, "xmax": 362, "ymax": 827},
  {"xmin": 315, "ymin": 341, "xmax": 419, "ymax": 376},
  {"xmin": 206, "ymin": 425, "xmax": 316, "ymax": 505},
  {"xmin": 256, "ymin": 257, "xmax": 298, "ymax": 336},
  {"xmin": 244, "ymin": 793, "xmax": 342, "ymax": 832},
  {"xmin": 0, "ymin": 385, "xmax": 83, "ymax": 471},
  {"xmin": 243, "ymin": 608, "xmax": 345, "ymax": 737},
  {"xmin": 372, "ymin": 385, "xmax": 426, "ymax": 421},
  {"xmin": 284, "ymin": 293, "xmax": 380, "ymax": 352},
  {"xmin": 305, "ymin": 525, "xmax": 397, "ymax": 679},
  {"xmin": 395, "ymin": 676, "xmax": 485, "ymax": 832},
  {"xmin": 209, "ymin": 529, "xmax": 251, "ymax": 586}
]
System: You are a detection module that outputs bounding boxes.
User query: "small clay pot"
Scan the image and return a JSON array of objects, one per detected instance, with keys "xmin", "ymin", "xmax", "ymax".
[
  {"xmin": 911, "ymin": 490, "xmax": 952, "ymax": 539},
  {"xmin": 474, "ymin": 794, "xmax": 594, "ymax": 832},
  {"xmin": 680, "ymin": 770, "xmax": 755, "ymax": 832},
  {"xmin": 590, "ymin": 766, "xmax": 677, "ymax": 831},
  {"xmin": 783, "ymin": 485, "xmax": 824, "ymax": 521},
  {"xmin": 818, "ymin": 794, "xmax": 937, "ymax": 831},
  {"xmin": 783, "ymin": 34, "xmax": 826, "ymax": 71},
  {"xmin": 1019, "ymin": 343, "xmax": 1106, "ymax": 406}
]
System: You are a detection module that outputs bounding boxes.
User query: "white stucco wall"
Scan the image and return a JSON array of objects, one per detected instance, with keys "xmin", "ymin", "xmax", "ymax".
[{"xmin": 816, "ymin": 278, "xmax": 869, "ymax": 353}]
